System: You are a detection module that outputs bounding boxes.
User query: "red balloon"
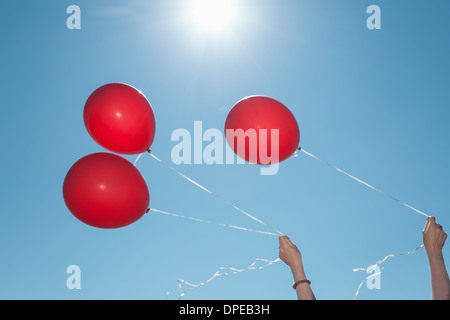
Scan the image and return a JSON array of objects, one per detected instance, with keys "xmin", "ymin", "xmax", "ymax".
[
  {"xmin": 225, "ymin": 96, "xmax": 300, "ymax": 164},
  {"xmin": 63, "ymin": 153, "xmax": 150, "ymax": 229},
  {"xmin": 84, "ymin": 83, "xmax": 156, "ymax": 155}
]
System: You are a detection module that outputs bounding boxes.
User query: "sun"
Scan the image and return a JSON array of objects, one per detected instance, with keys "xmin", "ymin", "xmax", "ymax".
[{"xmin": 189, "ymin": 0, "xmax": 237, "ymax": 32}]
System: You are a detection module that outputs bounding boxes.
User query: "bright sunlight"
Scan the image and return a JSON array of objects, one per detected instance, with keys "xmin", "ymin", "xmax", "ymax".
[{"xmin": 189, "ymin": 0, "xmax": 238, "ymax": 32}]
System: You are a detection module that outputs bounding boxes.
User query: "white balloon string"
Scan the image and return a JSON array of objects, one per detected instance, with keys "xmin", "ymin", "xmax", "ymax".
[
  {"xmin": 352, "ymin": 244, "xmax": 424, "ymax": 300},
  {"xmin": 149, "ymin": 208, "xmax": 280, "ymax": 236},
  {"xmin": 300, "ymin": 149, "xmax": 429, "ymax": 218},
  {"xmin": 136, "ymin": 149, "xmax": 428, "ymax": 299},
  {"xmin": 134, "ymin": 151, "xmax": 284, "ymax": 299},
  {"xmin": 298, "ymin": 148, "xmax": 428, "ymax": 298},
  {"xmin": 133, "ymin": 152, "xmax": 144, "ymax": 166},
  {"xmin": 135, "ymin": 151, "xmax": 284, "ymax": 236},
  {"xmin": 175, "ymin": 257, "xmax": 282, "ymax": 300}
]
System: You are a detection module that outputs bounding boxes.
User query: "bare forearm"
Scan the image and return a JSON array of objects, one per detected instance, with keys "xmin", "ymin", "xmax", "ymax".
[
  {"xmin": 278, "ymin": 236, "xmax": 316, "ymax": 300},
  {"xmin": 428, "ymin": 253, "xmax": 450, "ymax": 300},
  {"xmin": 291, "ymin": 264, "xmax": 316, "ymax": 300}
]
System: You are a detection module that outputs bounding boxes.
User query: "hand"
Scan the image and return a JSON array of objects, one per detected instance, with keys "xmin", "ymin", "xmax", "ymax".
[
  {"xmin": 279, "ymin": 235, "xmax": 303, "ymax": 270},
  {"xmin": 423, "ymin": 216, "xmax": 447, "ymax": 257}
]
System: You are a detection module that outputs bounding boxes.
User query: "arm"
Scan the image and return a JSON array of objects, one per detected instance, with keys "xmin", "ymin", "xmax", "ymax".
[
  {"xmin": 423, "ymin": 216, "xmax": 450, "ymax": 300},
  {"xmin": 279, "ymin": 235, "xmax": 316, "ymax": 300}
]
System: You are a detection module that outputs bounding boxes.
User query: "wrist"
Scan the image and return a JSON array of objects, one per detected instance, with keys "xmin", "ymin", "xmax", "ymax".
[
  {"xmin": 291, "ymin": 264, "xmax": 306, "ymax": 280},
  {"xmin": 426, "ymin": 246, "xmax": 444, "ymax": 258},
  {"xmin": 428, "ymin": 251, "xmax": 445, "ymax": 263},
  {"xmin": 289, "ymin": 256, "xmax": 303, "ymax": 269}
]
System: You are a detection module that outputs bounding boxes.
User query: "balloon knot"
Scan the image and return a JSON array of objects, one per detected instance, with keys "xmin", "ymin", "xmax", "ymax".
[
  {"xmin": 298, "ymin": 147, "xmax": 302, "ymax": 151},
  {"xmin": 146, "ymin": 208, "xmax": 150, "ymax": 214},
  {"xmin": 146, "ymin": 149, "xmax": 152, "ymax": 154}
]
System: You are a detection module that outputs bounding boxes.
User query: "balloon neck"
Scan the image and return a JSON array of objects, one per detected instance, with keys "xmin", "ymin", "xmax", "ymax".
[
  {"xmin": 146, "ymin": 149, "xmax": 152, "ymax": 154},
  {"xmin": 298, "ymin": 147, "xmax": 302, "ymax": 151},
  {"xmin": 146, "ymin": 208, "xmax": 150, "ymax": 214}
]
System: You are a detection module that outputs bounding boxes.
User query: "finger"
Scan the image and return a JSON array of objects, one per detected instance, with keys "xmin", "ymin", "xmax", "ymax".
[
  {"xmin": 279, "ymin": 235, "xmax": 289, "ymax": 246},
  {"xmin": 430, "ymin": 216, "xmax": 436, "ymax": 225},
  {"xmin": 424, "ymin": 216, "xmax": 436, "ymax": 232},
  {"xmin": 423, "ymin": 217, "xmax": 430, "ymax": 232},
  {"xmin": 284, "ymin": 236, "xmax": 297, "ymax": 247},
  {"xmin": 279, "ymin": 235, "xmax": 299, "ymax": 250}
]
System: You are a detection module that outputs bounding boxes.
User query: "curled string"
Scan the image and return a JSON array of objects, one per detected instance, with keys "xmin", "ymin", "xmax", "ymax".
[
  {"xmin": 299, "ymin": 148, "xmax": 428, "ymax": 298},
  {"xmin": 176, "ymin": 257, "xmax": 282, "ymax": 300},
  {"xmin": 300, "ymin": 148, "xmax": 429, "ymax": 218},
  {"xmin": 135, "ymin": 151, "xmax": 283, "ymax": 299},
  {"xmin": 137, "ymin": 150, "xmax": 284, "ymax": 236},
  {"xmin": 149, "ymin": 208, "xmax": 280, "ymax": 236},
  {"xmin": 352, "ymin": 244, "xmax": 424, "ymax": 300},
  {"xmin": 136, "ymin": 148, "xmax": 428, "ymax": 299}
]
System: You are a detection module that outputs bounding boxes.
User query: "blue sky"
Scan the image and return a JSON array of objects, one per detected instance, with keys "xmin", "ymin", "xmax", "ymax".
[{"xmin": 1, "ymin": 0, "xmax": 449, "ymax": 300}]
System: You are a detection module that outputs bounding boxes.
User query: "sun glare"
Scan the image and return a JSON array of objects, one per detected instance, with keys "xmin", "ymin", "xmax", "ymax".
[{"xmin": 190, "ymin": 0, "xmax": 237, "ymax": 32}]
